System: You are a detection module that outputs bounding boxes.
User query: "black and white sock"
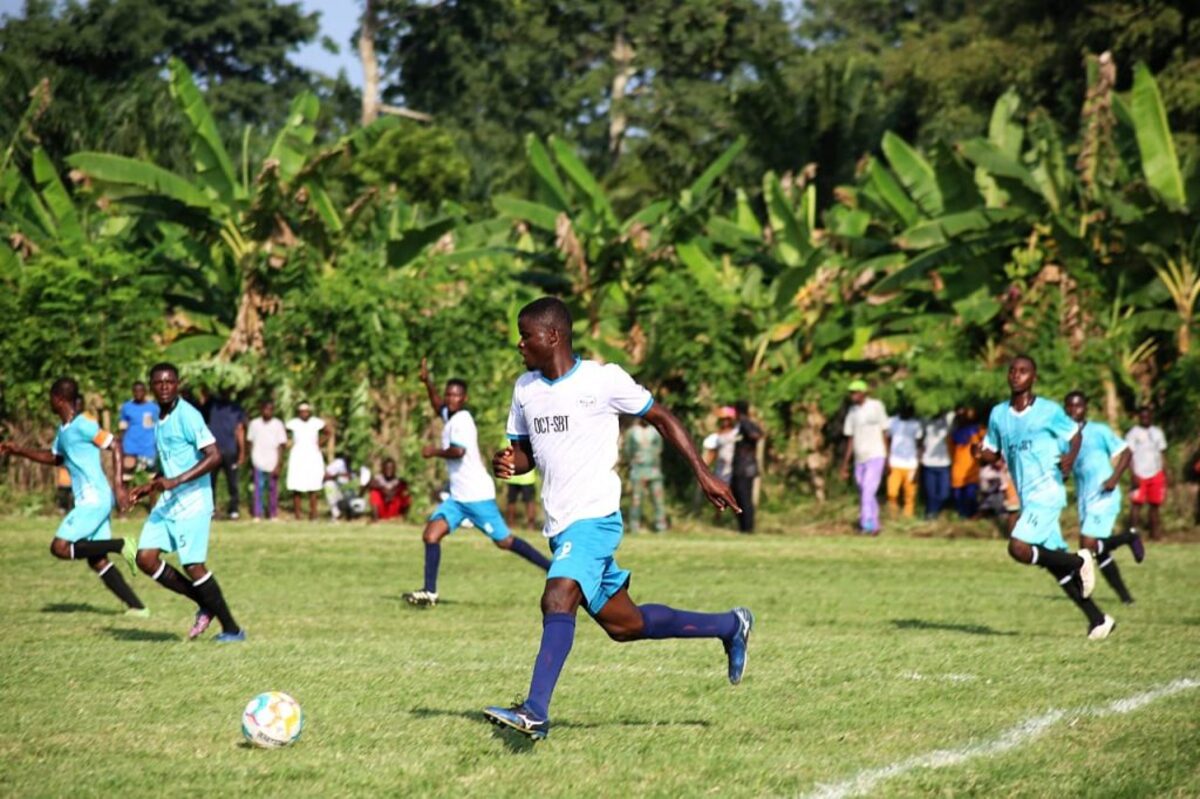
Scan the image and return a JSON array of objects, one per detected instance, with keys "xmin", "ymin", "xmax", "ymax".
[
  {"xmin": 191, "ymin": 573, "xmax": 240, "ymax": 634},
  {"xmin": 151, "ymin": 562, "xmax": 204, "ymax": 605},
  {"xmin": 1053, "ymin": 570, "xmax": 1106, "ymax": 628},
  {"xmin": 94, "ymin": 560, "xmax": 144, "ymax": 609},
  {"xmin": 1030, "ymin": 545, "xmax": 1083, "ymax": 573}
]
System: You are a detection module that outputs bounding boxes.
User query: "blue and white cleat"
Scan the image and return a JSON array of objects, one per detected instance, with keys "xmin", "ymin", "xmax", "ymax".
[
  {"xmin": 482, "ymin": 703, "xmax": 549, "ymax": 740},
  {"xmin": 214, "ymin": 629, "xmax": 247, "ymax": 643},
  {"xmin": 724, "ymin": 607, "xmax": 754, "ymax": 685}
]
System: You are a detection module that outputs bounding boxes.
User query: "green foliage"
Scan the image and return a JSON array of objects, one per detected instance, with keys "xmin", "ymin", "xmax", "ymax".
[{"xmin": 351, "ymin": 124, "xmax": 471, "ymax": 206}]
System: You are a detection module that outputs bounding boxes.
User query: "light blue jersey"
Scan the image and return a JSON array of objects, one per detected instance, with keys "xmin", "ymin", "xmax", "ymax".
[
  {"xmin": 983, "ymin": 397, "xmax": 1079, "ymax": 510},
  {"xmin": 52, "ymin": 414, "xmax": 114, "ymax": 509},
  {"xmin": 153, "ymin": 399, "xmax": 216, "ymax": 520},
  {"xmin": 1073, "ymin": 421, "xmax": 1127, "ymax": 538}
]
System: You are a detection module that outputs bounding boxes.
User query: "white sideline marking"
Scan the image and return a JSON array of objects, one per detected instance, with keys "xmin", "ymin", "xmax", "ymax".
[{"xmin": 802, "ymin": 677, "xmax": 1200, "ymax": 799}]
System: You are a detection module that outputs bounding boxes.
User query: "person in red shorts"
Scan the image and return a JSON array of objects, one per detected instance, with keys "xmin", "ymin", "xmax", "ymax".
[
  {"xmin": 368, "ymin": 458, "xmax": 412, "ymax": 521},
  {"xmin": 1125, "ymin": 406, "xmax": 1168, "ymax": 540}
]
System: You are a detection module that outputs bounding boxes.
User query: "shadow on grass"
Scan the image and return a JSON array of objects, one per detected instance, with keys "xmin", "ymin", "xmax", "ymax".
[
  {"xmin": 891, "ymin": 618, "xmax": 1017, "ymax": 636},
  {"xmin": 408, "ymin": 707, "xmax": 710, "ymax": 752},
  {"xmin": 104, "ymin": 627, "xmax": 181, "ymax": 642},
  {"xmin": 42, "ymin": 602, "xmax": 116, "ymax": 615}
]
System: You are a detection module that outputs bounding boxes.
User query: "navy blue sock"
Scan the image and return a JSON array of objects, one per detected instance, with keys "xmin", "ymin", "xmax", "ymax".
[
  {"xmin": 423, "ymin": 542, "xmax": 441, "ymax": 593},
  {"xmin": 508, "ymin": 537, "xmax": 551, "ymax": 571},
  {"xmin": 525, "ymin": 613, "xmax": 575, "ymax": 719},
  {"xmin": 639, "ymin": 604, "xmax": 738, "ymax": 641}
]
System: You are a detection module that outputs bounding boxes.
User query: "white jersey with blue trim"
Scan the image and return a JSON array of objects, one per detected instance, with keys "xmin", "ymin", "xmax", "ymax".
[
  {"xmin": 439, "ymin": 406, "xmax": 496, "ymax": 502},
  {"xmin": 506, "ymin": 359, "xmax": 653, "ymax": 537}
]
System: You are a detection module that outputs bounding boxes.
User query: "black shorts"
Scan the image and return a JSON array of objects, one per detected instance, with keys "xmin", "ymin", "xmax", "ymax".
[{"xmin": 506, "ymin": 483, "xmax": 535, "ymax": 503}]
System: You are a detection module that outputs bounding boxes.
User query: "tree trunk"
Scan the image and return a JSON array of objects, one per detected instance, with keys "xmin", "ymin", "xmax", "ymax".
[
  {"xmin": 359, "ymin": 0, "xmax": 380, "ymax": 126},
  {"xmin": 1101, "ymin": 371, "xmax": 1121, "ymax": 429},
  {"xmin": 608, "ymin": 31, "xmax": 635, "ymax": 168}
]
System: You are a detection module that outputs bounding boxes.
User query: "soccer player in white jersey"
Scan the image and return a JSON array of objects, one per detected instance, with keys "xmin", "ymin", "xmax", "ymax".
[
  {"xmin": 976, "ymin": 355, "xmax": 1114, "ymax": 639},
  {"xmin": 402, "ymin": 359, "xmax": 550, "ymax": 607},
  {"xmin": 482, "ymin": 298, "xmax": 753, "ymax": 740}
]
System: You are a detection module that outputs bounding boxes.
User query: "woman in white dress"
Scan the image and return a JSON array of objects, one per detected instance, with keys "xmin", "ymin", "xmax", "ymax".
[{"xmin": 286, "ymin": 402, "xmax": 327, "ymax": 520}]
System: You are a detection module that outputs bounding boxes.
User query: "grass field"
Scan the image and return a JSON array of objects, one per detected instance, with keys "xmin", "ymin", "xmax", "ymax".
[{"xmin": 1, "ymin": 516, "xmax": 1198, "ymax": 797}]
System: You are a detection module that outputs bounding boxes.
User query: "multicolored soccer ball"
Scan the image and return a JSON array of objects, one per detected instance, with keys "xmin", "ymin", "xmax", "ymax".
[{"xmin": 242, "ymin": 692, "xmax": 303, "ymax": 748}]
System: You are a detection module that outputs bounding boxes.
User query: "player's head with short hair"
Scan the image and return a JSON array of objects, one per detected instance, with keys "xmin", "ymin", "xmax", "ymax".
[
  {"xmin": 149, "ymin": 363, "xmax": 181, "ymax": 404},
  {"xmin": 1064, "ymin": 390, "xmax": 1086, "ymax": 405},
  {"xmin": 516, "ymin": 296, "xmax": 573, "ymax": 369},
  {"xmin": 149, "ymin": 362, "xmax": 179, "ymax": 380},
  {"xmin": 50, "ymin": 376, "xmax": 79, "ymax": 410},
  {"xmin": 1012, "ymin": 353, "xmax": 1037, "ymax": 372},
  {"xmin": 444, "ymin": 378, "xmax": 469, "ymax": 413},
  {"xmin": 1007, "ymin": 354, "xmax": 1037, "ymax": 394},
  {"xmin": 1064, "ymin": 390, "xmax": 1088, "ymax": 422},
  {"xmin": 446, "ymin": 378, "xmax": 468, "ymax": 393}
]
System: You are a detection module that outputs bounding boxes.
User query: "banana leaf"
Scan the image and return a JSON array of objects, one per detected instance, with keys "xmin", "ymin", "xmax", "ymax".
[
  {"xmin": 881, "ymin": 131, "xmax": 943, "ymax": 217},
  {"xmin": 167, "ymin": 59, "xmax": 241, "ymax": 204},
  {"xmin": 1130, "ymin": 62, "xmax": 1186, "ymax": 208}
]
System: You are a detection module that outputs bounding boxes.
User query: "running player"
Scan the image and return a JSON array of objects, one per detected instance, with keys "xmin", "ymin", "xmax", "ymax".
[
  {"xmin": 976, "ymin": 356, "xmax": 1113, "ymax": 639},
  {"xmin": 1064, "ymin": 391, "xmax": 1144, "ymax": 604},
  {"xmin": 482, "ymin": 298, "xmax": 753, "ymax": 740},
  {"xmin": 0, "ymin": 378, "xmax": 146, "ymax": 615},
  {"xmin": 128, "ymin": 363, "xmax": 244, "ymax": 642},
  {"xmin": 402, "ymin": 358, "xmax": 551, "ymax": 607}
]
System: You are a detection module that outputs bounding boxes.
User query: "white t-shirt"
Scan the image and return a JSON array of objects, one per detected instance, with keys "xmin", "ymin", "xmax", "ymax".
[
  {"xmin": 702, "ymin": 428, "xmax": 739, "ymax": 483},
  {"xmin": 507, "ymin": 359, "xmax": 653, "ymax": 537},
  {"xmin": 843, "ymin": 397, "xmax": 888, "ymax": 465},
  {"xmin": 440, "ymin": 406, "xmax": 496, "ymax": 502},
  {"xmin": 246, "ymin": 416, "xmax": 288, "ymax": 472},
  {"xmin": 1124, "ymin": 425, "xmax": 1167, "ymax": 478},
  {"xmin": 887, "ymin": 417, "xmax": 923, "ymax": 469},
  {"xmin": 921, "ymin": 412, "xmax": 953, "ymax": 468}
]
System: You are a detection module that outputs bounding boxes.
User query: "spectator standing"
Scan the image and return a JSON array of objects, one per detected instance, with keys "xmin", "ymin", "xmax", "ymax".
[
  {"xmin": 368, "ymin": 458, "xmax": 412, "ymax": 521},
  {"xmin": 624, "ymin": 418, "xmax": 667, "ymax": 533},
  {"xmin": 118, "ymin": 381, "xmax": 159, "ymax": 488},
  {"xmin": 886, "ymin": 405, "xmax": 922, "ymax": 518},
  {"xmin": 921, "ymin": 411, "xmax": 953, "ymax": 518},
  {"xmin": 286, "ymin": 402, "xmax": 327, "ymax": 520},
  {"xmin": 840, "ymin": 381, "xmax": 888, "ymax": 534},
  {"xmin": 202, "ymin": 390, "xmax": 246, "ymax": 520},
  {"xmin": 1126, "ymin": 405, "xmax": 1168, "ymax": 540},
  {"xmin": 246, "ymin": 400, "xmax": 287, "ymax": 521},
  {"xmin": 950, "ymin": 407, "xmax": 985, "ymax": 518},
  {"xmin": 732, "ymin": 400, "xmax": 763, "ymax": 534},
  {"xmin": 702, "ymin": 407, "xmax": 739, "ymax": 485}
]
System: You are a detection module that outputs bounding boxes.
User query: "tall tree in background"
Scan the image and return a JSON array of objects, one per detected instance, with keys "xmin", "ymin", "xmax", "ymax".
[{"xmin": 0, "ymin": 0, "xmax": 326, "ymax": 171}]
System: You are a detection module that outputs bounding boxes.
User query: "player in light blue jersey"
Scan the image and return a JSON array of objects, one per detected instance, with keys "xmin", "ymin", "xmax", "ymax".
[
  {"xmin": 0, "ymin": 378, "xmax": 146, "ymax": 615},
  {"xmin": 1064, "ymin": 391, "xmax": 1143, "ymax": 604},
  {"xmin": 977, "ymin": 355, "xmax": 1115, "ymax": 640},
  {"xmin": 129, "ymin": 363, "xmax": 244, "ymax": 642}
]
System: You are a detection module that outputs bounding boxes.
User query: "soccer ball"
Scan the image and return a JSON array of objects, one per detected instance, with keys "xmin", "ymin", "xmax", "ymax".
[{"xmin": 242, "ymin": 691, "xmax": 304, "ymax": 748}]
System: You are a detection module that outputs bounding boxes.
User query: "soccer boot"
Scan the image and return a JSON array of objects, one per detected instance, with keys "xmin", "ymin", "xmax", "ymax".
[
  {"xmin": 1088, "ymin": 615, "xmax": 1116, "ymax": 640},
  {"xmin": 124, "ymin": 607, "xmax": 151, "ymax": 619},
  {"xmin": 1130, "ymin": 533, "xmax": 1146, "ymax": 564},
  {"xmin": 214, "ymin": 629, "xmax": 247, "ymax": 643},
  {"xmin": 403, "ymin": 590, "xmax": 439, "ymax": 607},
  {"xmin": 724, "ymin": 606, "xmax": 755, "ymax": 685},
  {"xmin": 121, "ymin": 537, "xmax": 139, "ymax": 576},
  {"xmin": 482, "ymin": 703, "xmax": 549, "ymax": 741},
  {"xmin": 187, "ymin": 608, "xmax": 215, "ymax": 640},
  {"xmin": 1077, "ymin": 549, "xmax": 1097, "ymax": 599}
]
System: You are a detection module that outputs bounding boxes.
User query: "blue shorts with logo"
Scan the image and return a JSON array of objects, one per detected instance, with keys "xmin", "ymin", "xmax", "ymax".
[
  {"xmin": 1078, "ymin": 488, "xmax": 1121, "ymax": 539},
  {"xmin": 56, "ymin": 501, "xmax": 113, "ymax": 543},
  {"xmin": 140, "ymin": 508, "xmax": 211, "ymax": 565},
  {"xmin": 1011, "ymin": 502, "xmax": 1067, "ymax": 551},
  {"xmin": 431, "ymin": 498, "xmax": 510, "ymax": 542},
  {"xmin": 548, "ymin": 512, "xmax": 631, "ymax": 615}
]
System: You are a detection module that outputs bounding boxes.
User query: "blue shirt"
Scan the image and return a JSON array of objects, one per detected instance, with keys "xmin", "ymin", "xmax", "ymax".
[
  {"xmin": 154, "ymin": 399, "xmax": 216, "ymax": 519},
  {"xmin": 1073, "ymin": 421, "xmax": 1127, "ymax": 509},
  {"xmin": 52, "ymin": 414, "xmax": 114, "ymax": 509},
  {"xmin": 202, "ymin": 398, "xmax": 245, "ymax": 453},
  {"xmin": 983, "ymin": 397, "xmax": 1079, "ymax": 509},
  {"xmin": 119, "ymin": 400, "xmax": 160, "ymax": 457}
]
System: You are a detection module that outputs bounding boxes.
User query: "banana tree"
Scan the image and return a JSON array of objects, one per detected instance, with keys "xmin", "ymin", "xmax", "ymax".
[{"xmin": 66, "ymin": 59, "xmax": 443, "ymax": 360}]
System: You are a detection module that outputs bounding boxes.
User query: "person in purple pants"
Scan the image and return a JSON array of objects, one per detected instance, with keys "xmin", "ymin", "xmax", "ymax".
[{"xmin": 840, "ymin": 380, "xmax": 889, "ymax": 534}]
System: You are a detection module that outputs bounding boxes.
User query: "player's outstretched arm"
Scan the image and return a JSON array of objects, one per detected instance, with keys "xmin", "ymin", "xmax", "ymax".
[
  {"xmin": 419, "ymin": 358, "xmax": 443, "ymax": 415},
  {"xmin": 643, "ymin": 403, "xmax": 741, "ymax": 513},
  {"xmin": 1104, "ymin": 448, "xmax": 1132, "ymax": 492},
  {"xmin": 0, "ymin": 442, "xmax": 58, "ymax": 466},
  {"xmin": 493, "ymin": 439, "xmax": 534, "ymax": 478}
]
